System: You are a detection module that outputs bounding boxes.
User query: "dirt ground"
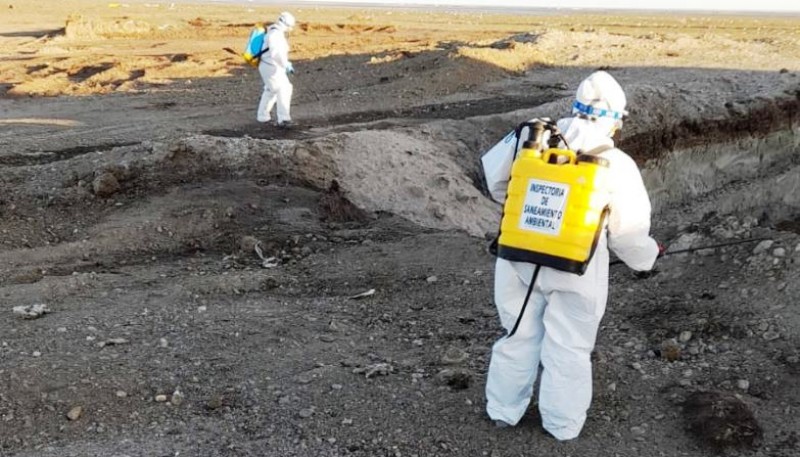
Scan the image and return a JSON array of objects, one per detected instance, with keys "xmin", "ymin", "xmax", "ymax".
[{"xmin": 1, "ymin": 1, "xmax": 800, "ymax": 456}]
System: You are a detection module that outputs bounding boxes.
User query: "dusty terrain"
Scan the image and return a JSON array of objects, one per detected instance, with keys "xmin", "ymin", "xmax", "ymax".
[{"xmin": 1, "ymin": 1, "xmax": 800, "ymax": 456}]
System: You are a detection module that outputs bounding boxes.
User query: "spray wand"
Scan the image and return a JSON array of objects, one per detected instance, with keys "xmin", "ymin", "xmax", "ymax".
[{"xmin": 610, "ymin": 237, "xmax": 767, "ymax": 266}]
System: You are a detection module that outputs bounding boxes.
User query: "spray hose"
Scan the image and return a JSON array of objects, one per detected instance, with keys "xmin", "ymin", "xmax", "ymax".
[{"xmin": 609, "ymin": 237, "xmax": 767, "ymax": 267}]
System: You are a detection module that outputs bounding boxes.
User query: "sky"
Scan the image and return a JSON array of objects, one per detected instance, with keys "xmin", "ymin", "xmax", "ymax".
[{"xmin": 265, "ymin": 0, "xmax": 800, "ymax": 13}]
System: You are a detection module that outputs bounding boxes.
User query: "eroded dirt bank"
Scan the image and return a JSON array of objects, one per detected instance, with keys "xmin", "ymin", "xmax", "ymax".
[{"xmin": 2, "ymin": 3, "xmax": 800, "ymax": 457}]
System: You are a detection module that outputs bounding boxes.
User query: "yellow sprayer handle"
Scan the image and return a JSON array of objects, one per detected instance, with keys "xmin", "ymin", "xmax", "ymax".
[{"xmin": 542, "ymin": 148, "xmax": 577, "ymax": 165}]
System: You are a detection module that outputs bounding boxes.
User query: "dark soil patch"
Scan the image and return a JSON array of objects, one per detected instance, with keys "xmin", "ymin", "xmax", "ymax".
[
  {"xmin": 67, "ymin": 63, "xmax": 115, "ymax": 83},
  {"xmin": 623, "ymin": 92, "xmax": 800, "ymax": 163},
  {"xmin": 776, "ymin": 216, "xmax": 800, "ymax": 234},
  {"xmin": 683, "ymin": 391, "xmax": 762, "ymax": 450},
  {"xmin": 318, "ymin": 180, "xmax": 368, "ymax": 224}
]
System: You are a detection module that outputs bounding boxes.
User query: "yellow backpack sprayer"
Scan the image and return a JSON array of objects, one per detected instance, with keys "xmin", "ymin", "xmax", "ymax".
[
  {"xmin": 497, "ymin": 120, "xmax": 612, "ymax": 274},
  {"xmin": 494, "ymin": 119, "xmax": 613, "ymax": 336}
]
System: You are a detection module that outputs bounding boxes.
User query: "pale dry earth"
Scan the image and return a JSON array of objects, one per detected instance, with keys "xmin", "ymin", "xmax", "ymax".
[{"xmin": 1, "ymin": 2, "xmax": 800, "ymax": 456}]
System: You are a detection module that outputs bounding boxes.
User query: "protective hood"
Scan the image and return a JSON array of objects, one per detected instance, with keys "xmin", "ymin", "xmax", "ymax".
[
  {"xmin": 557, "ymin": 117, "xmax": 615, "ymax": 153},
  {"xmin": 572, "ymin": 71, "xmax": 628, "ymax": 120}
]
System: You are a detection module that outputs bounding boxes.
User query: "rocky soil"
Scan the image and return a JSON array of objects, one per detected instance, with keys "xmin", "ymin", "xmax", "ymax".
[{"xmin": 1, "ymin": 2, "xmax": 799, "ymax": 456}]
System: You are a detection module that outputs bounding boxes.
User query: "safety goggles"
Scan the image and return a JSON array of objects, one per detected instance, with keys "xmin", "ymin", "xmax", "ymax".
[{"xmin": 572, "ymin": 101, "xmax": 628, "ymax": 120}]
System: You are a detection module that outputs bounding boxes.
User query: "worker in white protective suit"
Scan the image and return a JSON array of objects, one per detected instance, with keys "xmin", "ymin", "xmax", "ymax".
[
  {"xmin": 482, "ymin": 71, "xmax": 661, "ymax": 441},
  {"xmin": 257, "ymin": 12, "xmax": 296, "ymax": 127}
]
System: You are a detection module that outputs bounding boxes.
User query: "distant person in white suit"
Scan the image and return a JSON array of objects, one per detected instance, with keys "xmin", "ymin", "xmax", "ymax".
[{"xmin": 257, "ymin": 12, "xmax": 296, "ymax": 127}]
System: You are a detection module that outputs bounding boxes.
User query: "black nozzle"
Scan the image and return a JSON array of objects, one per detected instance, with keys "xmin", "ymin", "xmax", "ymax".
[{"xmin": 547, "ymin": 132, "xmax": 561, "ymax": 149}]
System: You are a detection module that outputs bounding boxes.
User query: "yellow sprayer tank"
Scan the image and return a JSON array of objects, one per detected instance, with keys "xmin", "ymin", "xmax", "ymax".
[{"xmin": 497, "ymin": 146, "xmax": 612, "ymax": 275}]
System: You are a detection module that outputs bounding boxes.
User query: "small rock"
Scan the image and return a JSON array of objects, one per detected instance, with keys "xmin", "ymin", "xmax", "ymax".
[
  {"xmin": 66, "ymin": 406, "xmax": 83, "ymax": 421},
  {"xmin": 736, "ymin": 379, "xmax": 750, "ymax": 391},
  {"xmin": 103, "ymin": 338, "xmax": 128, "ymax": 346},
  {"xmin": 155, "ymin": 394, "xmax": 168, "ymax": 403},
  {"xmin": 441, "ymin": 347, "xmax": 469, "ymax": 365},
  {"xmin": 679, "ymin": 331, "xmax": 693, "ymax": 343},
  {"xmin": 348, "ymin": 289, "xmax": 375, "ymax": 300},
  {"xmin": 353, "ymin": 363, "xmax": 394, "ymax": 379},
  {"xmin": 159, "ymin": 338, "xmax": 168, "ymax": 348},
  {"xmin": 342, "ymin": 418, "xmax": 353, "ymax": 425},
  {"xmin": 298, "ymin": 408, "xmax": 314, "ymax": 418},
  {"xmin": 426, "ymin": 275, "xmax": 438, "ymax": 283},
  {"xmin": 171, "ymin": 390, "xmax": 184, "ymax": 406},
  {"xmin": 319, "ymin": 334, "xmax": 336, "ymax": 343},
  {"xmin": 773, "ymin": 247, "xmax": 786, "ymax": 258},
  {"xmin": 32, "ymin": 351, "xmax": 41, "ymax": 357},
  {"xmin": 12, "ymin": 304, "xmax": 50, "ymax": 319},
  {"xmin": 239, "ymin": 235, "xmax": 260, "ymax": 252},
  {"xmin": 92, "ymin": 172, "xmax": 120, "ymax": 197},
  {"xmin": 630, "ymin": 426, "xmax": 646, "ymax": 436},
  {"xmin": 671, "ymin": 232, "xmax": 702, "ymax": 251},
  {"xmin": 752, "ymin": 240, "xmax": 774, "ymax": 255},
  {"xmin": 762, "ymin": 331, "xmax": 780, "ymax": 341},
  {"xmin": 115, "ymin": 390, "xmax": 127, "ymax": 398},
  {"xmin": 631, "ymin": 362, "xmax": 643, "ymax": 371},
  {"xmin": 608, "ymin": 382, "xmax": 617, "ymax": 392}
]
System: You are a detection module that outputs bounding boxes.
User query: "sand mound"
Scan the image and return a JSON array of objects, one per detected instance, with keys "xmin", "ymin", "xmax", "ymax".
[
  {"xmin": 455, "ymin": 43, "xmax": 553, "ymax": 73},
  {"xmin": 165, "ymin": 130, "xmax": 498, "ymax": 236},
  {"xmin": 65, "ymin": 14, "xmax": 156, "ymax": 39}
]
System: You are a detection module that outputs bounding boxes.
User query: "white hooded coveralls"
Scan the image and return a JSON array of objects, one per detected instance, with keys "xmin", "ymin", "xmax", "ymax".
[
  {"xmin": 482, "ymin": 116, "xmax": 659, "ymax": 440},
  {"xmin": 257, "ymin": 23, "xmax": 292, "ymax": 123}
]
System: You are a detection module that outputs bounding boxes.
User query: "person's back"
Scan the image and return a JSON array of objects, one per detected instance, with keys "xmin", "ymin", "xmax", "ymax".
[
  {"xmin": 261, "ymin": 24, "xmax": 289, "ymax": 73},
  {"xmin": 483, "ymin": 71, "xmax": 660, "ymax": 441}
]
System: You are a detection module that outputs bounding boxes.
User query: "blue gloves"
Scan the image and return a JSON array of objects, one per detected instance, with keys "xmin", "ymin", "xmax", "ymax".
[{"xmin": 286, "ymin": 62, "xmax": 295, "ymax": 75}]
